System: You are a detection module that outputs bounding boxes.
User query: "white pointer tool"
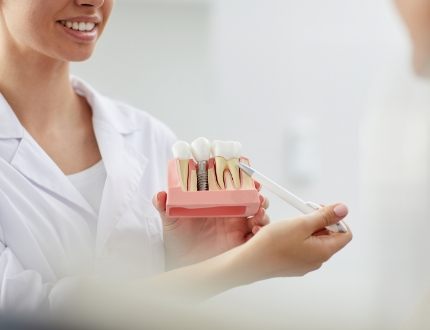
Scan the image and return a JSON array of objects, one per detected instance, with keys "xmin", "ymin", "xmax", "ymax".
[{"xmin": 238, "ymin": 162, "xmax": 348, "ymax": 233}]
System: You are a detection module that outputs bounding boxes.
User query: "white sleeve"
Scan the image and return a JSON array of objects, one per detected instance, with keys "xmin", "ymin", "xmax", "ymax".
[
  {"xmin": 0, "ymin": 240, "xmax": 79, "ymax": 311},
  {"xmin": 0, "ymin": 240, "xmax": 51, "ymax": 310}
]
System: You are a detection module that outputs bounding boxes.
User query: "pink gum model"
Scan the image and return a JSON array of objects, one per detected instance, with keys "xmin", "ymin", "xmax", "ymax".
[{"xmin": 166, "ymin": 158, "xmax": 261, "ymax": 218}]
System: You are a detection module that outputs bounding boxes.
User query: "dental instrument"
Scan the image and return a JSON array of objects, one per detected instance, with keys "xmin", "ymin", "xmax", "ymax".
[{"xmin": 237, "ymin": 162, "xmax": 348, "ymax": 233}]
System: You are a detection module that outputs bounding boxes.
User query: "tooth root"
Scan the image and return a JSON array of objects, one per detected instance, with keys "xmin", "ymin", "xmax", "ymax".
[
  {"xmin": 208, "ymin": 169, "xmax": 220, "ymax": 191},
  {"xmin": 227, "ymin": 158, "xmax": 241, "ymax": 189},
  {"xmin": 240, "ymin": 158, "xmax": 255, "ymax": 190},
  {"xmin": 176, "ymin": 159, "xmax": 189, "ymax": 191},
  {"xmin": 208, "ymin": 159, "xmax": 220, "ymax": 191},
  {"xmin": 224, "ymin": 171, "xmax": 235, "ymax": 190},
  {"xmin": 215, "ymin": 156, "xmax": 227, "ymax": 189},
  {"xmin": 188, "ymin": 161, "xmax": 198, "ymax": 192}
]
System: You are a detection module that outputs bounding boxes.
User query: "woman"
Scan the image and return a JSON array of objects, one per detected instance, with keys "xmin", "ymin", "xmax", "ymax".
[{"xmin": 0, "ymin": 0, "xmax": 352, "ymax": 312}]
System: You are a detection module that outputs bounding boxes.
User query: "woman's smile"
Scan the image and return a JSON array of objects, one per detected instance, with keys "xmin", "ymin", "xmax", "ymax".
[{"xmin": 56, "ymin": 16, "xmax": 101, "ymax": 43}]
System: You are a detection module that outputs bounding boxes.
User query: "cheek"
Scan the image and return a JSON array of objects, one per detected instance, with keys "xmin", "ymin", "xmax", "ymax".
[
  {"xmin": 3, "ymin": 4, "xmax": 51, "ymax": 51},
  {"xmin": 100, "ymin": 1, "xmax": 115, "ymax": 31}
]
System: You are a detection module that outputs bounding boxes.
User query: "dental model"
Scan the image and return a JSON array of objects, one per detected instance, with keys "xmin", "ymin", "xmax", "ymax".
[
  {"xmin": 172, "ymin": 141, "xmax": 193, "ymax": 191},
  {"xmin": 166, "ymin": 137, "xmax": 261, "ymax": 218}
]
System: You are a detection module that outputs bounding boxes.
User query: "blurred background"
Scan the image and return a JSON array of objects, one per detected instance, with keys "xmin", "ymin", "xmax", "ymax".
[{"xmin": 72, "ymin": 0, "xmax": 430, "ymax": 329}]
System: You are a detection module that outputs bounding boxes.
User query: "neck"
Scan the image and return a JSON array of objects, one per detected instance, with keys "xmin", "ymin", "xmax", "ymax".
[{"xmin": 0, "ymin": 37, "xmax": 83, "ymax": 132}]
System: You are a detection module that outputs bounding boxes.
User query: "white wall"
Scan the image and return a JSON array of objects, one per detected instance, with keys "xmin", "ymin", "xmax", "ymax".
[
  {"xmin": 72, "ymin": 0, "xmax": 213, "ymax": 142},
  {"xmin": 72, "ymin": 0, "xmax": 409, "ymax": 328},
  {"xmin": 207, "ymin": 1, "xmax": 407, "ymax": 329}
]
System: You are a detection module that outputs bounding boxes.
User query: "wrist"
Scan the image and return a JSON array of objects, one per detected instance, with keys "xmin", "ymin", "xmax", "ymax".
[{"xmin": 215, "ymin": 239, "xmax": 268, "ymax": 288}]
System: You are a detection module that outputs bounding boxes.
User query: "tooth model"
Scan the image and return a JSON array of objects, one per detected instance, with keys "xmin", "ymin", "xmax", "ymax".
[
  {"xmin": 191, "ymin": 137, "xmax": 211, "ymax": 191},
  {"xmin": 166, "ymin": 137, "xmax": 261, "ymax": 218},
  {"xmin": 212, "ymin": 140, "xmax": 242, "ymax": 189},
  {"xmin": 239, "ymin": 158, "xmax": 255, "ymax": 189},
  {"xmin": 172, "ymin": 141, "xmax": 193, "ymax": 191}
]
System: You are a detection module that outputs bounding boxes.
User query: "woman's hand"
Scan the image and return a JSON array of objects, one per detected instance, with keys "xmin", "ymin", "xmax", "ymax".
[
  {"xmin": 153, "ymin": 191, "xmax": 270, "ymax": 270},
  {"xmin": 129, "ymin": 203, "xmax": 351, "ymax": 302},
  {"xmin": 235, "ymin": 204, "xmax": 352, "ymax": 282}
]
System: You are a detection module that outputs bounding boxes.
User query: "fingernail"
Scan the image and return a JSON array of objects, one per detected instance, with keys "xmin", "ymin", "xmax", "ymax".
[{"xmin": 334, "ymin": 204, "xmax": 348, "ymax": 218}]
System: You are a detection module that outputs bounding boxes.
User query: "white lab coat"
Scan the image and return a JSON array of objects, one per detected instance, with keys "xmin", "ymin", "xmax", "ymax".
[{"xmin": 0, "ymin": 77, "xmax": 176, "ymax": 310}]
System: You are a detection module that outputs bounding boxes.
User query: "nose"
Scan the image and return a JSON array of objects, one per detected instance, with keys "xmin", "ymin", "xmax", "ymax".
[{"xmin": 75, "ymin": 0, "xmax": 104, "ymax": 8}]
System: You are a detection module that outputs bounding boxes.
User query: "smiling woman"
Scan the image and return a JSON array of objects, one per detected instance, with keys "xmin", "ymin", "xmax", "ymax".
[
  {"xmin": 0, "ymin": 0, "xmax": 112, "ymax": 62},
  {"xmin": 0, "ymin": 0, "xmax": 351, "ymax": 323}
]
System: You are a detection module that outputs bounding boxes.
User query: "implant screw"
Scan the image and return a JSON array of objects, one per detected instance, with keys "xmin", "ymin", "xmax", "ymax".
[{"xmin": 197, "ymin": 161, "xmax": 209, "ymax": 191}]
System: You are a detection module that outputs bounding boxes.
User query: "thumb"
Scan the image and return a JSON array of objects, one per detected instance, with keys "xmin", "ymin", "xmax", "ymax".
[
  {"xmin": 152, "ymin": 191, "xmax": 167, "ymax": 214},
  {"xmin": 304, "ymin": 204, "xmax": 349, "ymax": 234}
]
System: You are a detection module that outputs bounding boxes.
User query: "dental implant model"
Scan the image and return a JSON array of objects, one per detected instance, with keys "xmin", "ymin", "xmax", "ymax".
[
  {"xmin": 191, "ymin": 137, "xmax": 211, "ymax": 191},
  {"xmin": 166, "ymin": 137, "xmax": 261, "ymax": 218}
]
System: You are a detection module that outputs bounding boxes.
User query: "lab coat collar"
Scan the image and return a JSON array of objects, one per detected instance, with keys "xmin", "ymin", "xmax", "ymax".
[
  {"xmin": 73, "ymin": 78, "xmax": 150, "ymax": 254},
  {"xmin": 71, "ymin": 76, "xmax": 143, "ymax": 135},
  {"xmin": 0, "ymin": 77, "xmax": 150, "ymax": 248},
  {"xmin": 0, "ymin": 86, "xmax": 96, "ymax": 216},
  {"xmin": 10, "ymin": 133, "xmax": 97, "ymax": 217},
  {"xmin": 0, "ymin": 77, "xmax": 140, "ymax": 139},
  {"xmin": 0, "ymin": 94, "xmax": 24, "ymax": 139}
]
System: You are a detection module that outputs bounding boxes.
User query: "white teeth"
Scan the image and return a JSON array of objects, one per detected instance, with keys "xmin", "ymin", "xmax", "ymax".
[
  {"xmin": 172, "ymin": 141, "xmax": 192, "ymax": 160},
  {"xmin": 173, "ymin": 138, "xmax": 249, "ymax": 191},
  {"xmin": 86, "ymin": 22, "xmax": 95, "ymax": 31},
  {"xmin": 60, "ymin": 20, "xmax": 96, "ymax": 32},
  {"xmin": 191, "ymin": 137, "xmax": 211, "ymax": 162},
  {"xmin": 212, "ymin": 140, "xmax": 242, "ymax": 189},
  {"xmin": 212, "ymin": 140, "xmax": 240, "ymax": 160}
]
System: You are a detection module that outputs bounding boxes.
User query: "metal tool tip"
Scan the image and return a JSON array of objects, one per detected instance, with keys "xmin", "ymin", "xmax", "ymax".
[{"xmin": 238, "ymin": 162, "xmax": 253, "ymax": 175}]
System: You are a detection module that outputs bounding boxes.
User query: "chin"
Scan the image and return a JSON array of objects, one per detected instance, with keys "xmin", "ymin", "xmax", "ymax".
[
  {"xmin": 412, "ymin": 56, "xmax": 430, "ymax": 79},
  {"xmin": 64, "ymin": 50, "xmax": 95, "ymax": 62},
  {"xmin": 411, "ymin": 47, "xmax": 430, "ymax": 78},
  {"xmin": 69, "ymin": 55, "xmax": 93, "ymax": 62}
]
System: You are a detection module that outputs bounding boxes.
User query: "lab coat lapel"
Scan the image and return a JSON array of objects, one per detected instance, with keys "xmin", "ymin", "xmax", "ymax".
[
  {"xmin": 10, "ymin": 135, "xmax": 96, "ymax": 217},
  {"xmin": 71, "ymin": 77, "xmax": 150, "ymax": 255},
  {"xmin": 0, "ymin": 94, "xmax": 96, "ymax": 217},
  {"xmin": 93, "ymin": 120, "xmax": 148, "ymax": 256}
]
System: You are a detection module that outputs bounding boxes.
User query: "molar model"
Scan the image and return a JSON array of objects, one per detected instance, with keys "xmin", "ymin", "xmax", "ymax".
[{"xmin": 166, "ymin": 137, "xmax": 261, "ymax": 218}]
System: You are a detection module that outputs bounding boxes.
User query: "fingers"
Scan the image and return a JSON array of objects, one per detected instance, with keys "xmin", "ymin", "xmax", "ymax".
[
  {"xmin": 248, "ymin": 207, "xmax": 270, "ymax": 228},
  {"xmin": 254, "ymin": 180, "xmax": 262, "ymax": 191},
  {"xmin": 259, "ymin": 195, "xmax": 269, "ymax": 210},
  {"xmin": 153, "ymin": 191, "xmax": 180, "ymax": 227},
  {"xmin": 152, "ymin": 191, "xmax": 167, "ymax": 214},
  {"xmin": 314, "ymin": 230, "xmax": 353, "ymax": 259},
  {"xmin": 303, "ymin": 204, "xmax": 349, "ymax": 234}
]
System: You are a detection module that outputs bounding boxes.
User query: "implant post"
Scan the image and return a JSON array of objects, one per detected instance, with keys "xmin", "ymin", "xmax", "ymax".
[
  {"xmin": 191, "ymin": 137, "xmax": 211, "ymax": 192},
  {"xmin": 197, "ymin": 161, "xmax": 209, "ymax": 191}
]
